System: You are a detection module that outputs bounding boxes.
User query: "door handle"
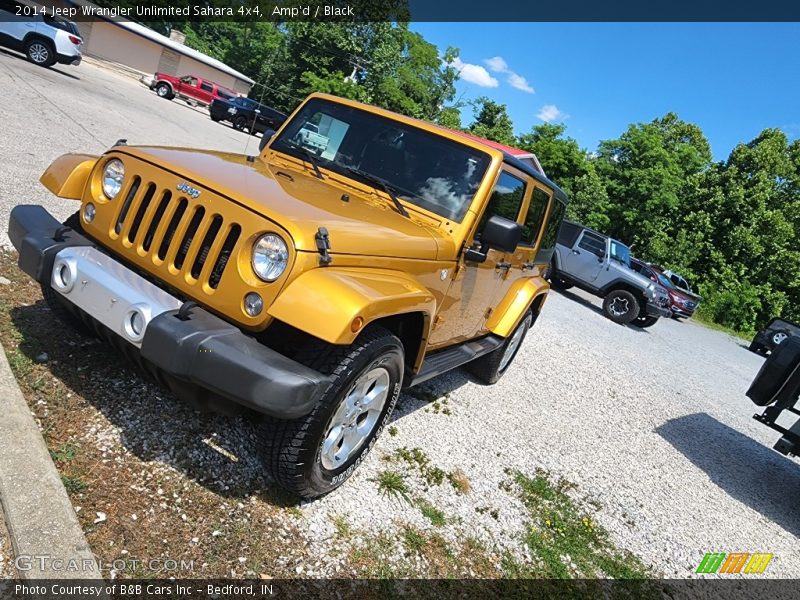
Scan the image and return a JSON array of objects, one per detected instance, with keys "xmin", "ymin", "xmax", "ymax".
[{"xmin": 572, "ymin": 249, "xmax": 580, "ymax": 255}]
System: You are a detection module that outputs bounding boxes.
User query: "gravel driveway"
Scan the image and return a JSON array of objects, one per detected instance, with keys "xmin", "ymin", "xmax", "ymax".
[{"xmin": 0, "ymin": 51, "xmax": 797, "ymax": 579}]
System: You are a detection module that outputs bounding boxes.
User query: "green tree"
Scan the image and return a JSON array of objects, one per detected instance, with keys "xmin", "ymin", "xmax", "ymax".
[
  {"xmin": 516, "ymin": 123, "xmax": 589, "ymax": 195},
  {"xmin": 467, "ymin": 97, "xmax": 515, "ymax": 146}
]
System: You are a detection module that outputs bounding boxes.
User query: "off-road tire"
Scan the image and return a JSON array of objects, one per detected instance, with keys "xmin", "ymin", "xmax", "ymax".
[
  {"xmin": 25, "ymin": 38, "xmax": 56, "ymax": 67},
  {"xmin": 468, "ymin": 312, "xmax": 533, "ymax": 385},
  {"xmin": 40, "ymin": 212, "xmax": 91, "ymax": 335},
  {"xmin": 155, "ymin": 83, "xmax": 173, "ymax": 99},
  {"xmin": 602, "ymin": 289, "xmax": 640, "ymax": 324},
  {"xmin": 261, "ymin": 327, "xmax": 404, "ymax": 498},
  {"xmin": 747, "ymin": 336, "xmax": 800, "ymax": 406},
  {"xmin": 210, "ymin": 114, "xmax": 221, "ymax": 122},
  {"xmin": 633, "ymin": 315, "xmax": 659, "ymax": 328}
]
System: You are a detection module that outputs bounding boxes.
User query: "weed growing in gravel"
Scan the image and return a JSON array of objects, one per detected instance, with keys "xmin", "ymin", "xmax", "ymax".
[
  {"xmin": 416, "ymin": 498, "xmax": 447, "ymax": 526},
  {"xmin": 510, "ymin": 469, "xmax": 654, "ymax": 580},
  {"xmin": 332, "ymin": 515, "xmax": 351, "ymax": 537},
  {"xmin": 374, "ymin": 470, "xmax": 412, "ymax": 504},
  {"xmin": 61, "ymin": 474, "xmax": 88, "ymax": 494},
  {"xmin": 402, "ymin": 526, "xmax": 427, "ymax": 554},
  {"xmin": 447, "ymin": 468, "xmax": 471, "ymax": 494},
  {"xmin": 392, "ymin": 447, "xmax": 447, "ymax": 487},
  {"xmin": 50, "ymin": 442, "xmax": 79, "ymax": 463},
  {"xmin": 388, "ymin": 425, "xmax": 398, "ymax": 437}
]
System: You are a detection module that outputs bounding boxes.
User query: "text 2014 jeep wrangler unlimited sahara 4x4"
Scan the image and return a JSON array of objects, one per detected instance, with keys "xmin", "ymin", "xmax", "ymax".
[
  {"xmin": 9, "ymin": 93, "xmax": 568, "ymax": 498},
  {"xmin": 549, "ymin": 221, "xmax": 671, "ymax": 327}
]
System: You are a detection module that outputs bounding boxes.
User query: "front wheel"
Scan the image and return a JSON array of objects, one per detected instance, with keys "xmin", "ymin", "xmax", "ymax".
[
  {"xmin": 261, "ymin": 327, "xmax": 404, "ymax": 498},
  {"xmin": 633, "ymin": 315, "xmax": 659, "ymax": 328},
  {"xmin": 602, "ymin": 290, "xmax": 640, "ymax": 324},
  {"xmin": 233, "ymin": 116, "xmax": 248, "ymax": 131},
  {"xmin": 468, "ymin": 312, "xmax": 533, "ymax": 385}
]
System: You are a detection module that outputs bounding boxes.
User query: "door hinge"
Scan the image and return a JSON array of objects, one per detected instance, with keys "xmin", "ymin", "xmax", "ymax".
[
  {"xmin": 315, "ymin": 227, "xmax": 332, "ymax": 266},
  {"xmin": 433, "ymin": 315, "xmax": 443, "ymax": 329}
]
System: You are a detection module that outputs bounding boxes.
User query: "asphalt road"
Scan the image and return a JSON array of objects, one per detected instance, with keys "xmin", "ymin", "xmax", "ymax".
[{"xmin": 0, "ymin": 51, "xmax": 797, "ymax": 577}]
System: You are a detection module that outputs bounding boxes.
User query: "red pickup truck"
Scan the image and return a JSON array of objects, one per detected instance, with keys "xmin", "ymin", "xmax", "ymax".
[{"xmin": 146, "ymin": 73, "xmax": 237, "ymax": 107}]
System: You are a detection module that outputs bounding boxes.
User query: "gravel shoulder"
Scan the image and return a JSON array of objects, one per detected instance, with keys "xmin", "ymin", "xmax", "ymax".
[{"xmin": 0, "ymin": 51, "xmax": 797, "ymax": 580}]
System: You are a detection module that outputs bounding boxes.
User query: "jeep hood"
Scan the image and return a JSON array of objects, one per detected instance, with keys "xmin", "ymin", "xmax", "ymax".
[{"xmin": 117, "ymin": 147, "xmax": 448, "ymax": 260}]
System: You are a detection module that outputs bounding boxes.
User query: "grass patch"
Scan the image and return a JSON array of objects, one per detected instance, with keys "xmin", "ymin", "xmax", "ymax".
[
  {"xmin": 61, "ymin": 473, "xmax": 88, "ymax": 494},
  {"xmin": 692, "ymin": 312, "xmax": 753, "ymax": 341},
  {"xmin": 511, "ymin": 469, "xmax": 652, "ymax": 580},
  {"xmin": 447, "ymin": 468, "xmax": 471, "ymax": 494},
  {"xmin": 416, "ymin": 498, "xmax": 447, "ymax": 526},
  {"xmin": 387, "ymin": 425, "xmax": 398, "ymax": 437},
  {"xmin": 373, "ymin": 470, "xmax": 412, "ymax": 504},
  {"xmin": 50, "ymin": 442, "xmax": 79, "ymax": 463},
  {"xmin": 332, "ymin": 515, "xmax": 351, "ymax": 538},
  {"xmin": 392, "ymin": 447, "xmax": 447, "ymax": 487}
]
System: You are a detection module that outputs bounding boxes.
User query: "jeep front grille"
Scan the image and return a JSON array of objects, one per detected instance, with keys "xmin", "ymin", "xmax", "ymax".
[{"xmin": 112, "ymin": 178, "xmax": 241, "ymax": 290}]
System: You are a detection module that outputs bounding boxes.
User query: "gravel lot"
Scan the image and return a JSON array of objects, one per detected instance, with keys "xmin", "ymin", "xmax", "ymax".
[{"xmin": 0, "ymin": 51, "xmax": 798, "ymax": 579}]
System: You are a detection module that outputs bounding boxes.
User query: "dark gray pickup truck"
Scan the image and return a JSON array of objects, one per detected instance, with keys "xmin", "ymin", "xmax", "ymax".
[{"xmin": 549, "ymin": 221, "xmax": 671, "ymax": 327}]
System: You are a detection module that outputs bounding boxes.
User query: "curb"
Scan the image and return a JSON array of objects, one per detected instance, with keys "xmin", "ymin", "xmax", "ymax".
[{"xmin": 0, "ymin": 344, "xmax": 102, "ymax": 580}]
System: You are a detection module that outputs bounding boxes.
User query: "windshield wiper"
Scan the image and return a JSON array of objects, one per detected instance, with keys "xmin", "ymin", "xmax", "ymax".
[
  {"xmin": 284, "ymin": 140, "xmax": 324, "ymax": 180},
  {"xmin": 345, "ymin": 167, "xmax": 410, "ymax": 218}
]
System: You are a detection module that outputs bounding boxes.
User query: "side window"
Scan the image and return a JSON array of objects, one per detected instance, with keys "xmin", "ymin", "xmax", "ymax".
[
  {"xmin": 577, "ymin": 231, "xmax": 606, "ymax": 257},
  {"xmin": 200, "ymin": 82, "xmax": 213, "ymax": 93},
  {"xmin": 477, "ymin": 171, "xmax": 526, "ymax": 234},
  {"xmin": 539, "ymin": 199, "xmax": 566, "ymax": 251},
  {"xmin": 520, "ymin": 188, "xmax": 550, "ymax": 246}
]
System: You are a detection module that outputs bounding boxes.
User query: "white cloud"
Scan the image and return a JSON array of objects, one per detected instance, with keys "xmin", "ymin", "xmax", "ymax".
[
  {"xmin": 484, "ymin": 56, "xmax": 508, "ymax": 73},
  {"xmin": 483, "ymin": 56, "xmax": 534, "ymax": 94},
  {"xmin": 449, "ymin": 57, "xmax": 498, "ymax": 88},
  {"xmin": 536, "ymin": 104, "xmax": 568, "ymax": 122},
  {"xmin": 507, "ymin": 72, "xmax": 534, "ymax": 94}
]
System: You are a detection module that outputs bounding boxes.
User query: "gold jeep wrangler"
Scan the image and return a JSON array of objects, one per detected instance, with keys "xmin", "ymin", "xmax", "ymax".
[{"xmin": 9, "ymin": 93, "xmax": 568, "ymax": 497}]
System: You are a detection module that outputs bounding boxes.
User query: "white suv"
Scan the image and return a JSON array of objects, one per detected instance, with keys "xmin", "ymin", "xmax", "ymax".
[{"xmin": 0, "ymin": 0, "xmax": 82, "ymax": 67}]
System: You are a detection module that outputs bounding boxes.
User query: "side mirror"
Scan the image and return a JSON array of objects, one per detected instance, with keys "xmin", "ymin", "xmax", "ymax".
[
  {"xmin": 483, "ymin": 215, "xmax": 522, "ymax": 253},
  {"xmin": 258, "ymin": 129, "xmax": 276, "ymax": 152},
  {"xmin": 464, "ymin": 215, "xmax": 522, "ymax": 263}
]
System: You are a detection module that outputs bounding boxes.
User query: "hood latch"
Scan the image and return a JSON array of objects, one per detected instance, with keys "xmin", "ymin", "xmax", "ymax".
[{"xmin": 315, "ymin": 227, "xmax": 332, "ymax": 266}]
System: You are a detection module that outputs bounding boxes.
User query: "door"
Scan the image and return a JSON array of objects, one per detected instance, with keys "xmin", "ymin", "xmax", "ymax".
[
  {"xmin": 0, "ymin": 0, "xmax": 36, "ymax": 47},
  {"xmin": 177, "ymin": 75, "xmax": 199, "ymax": 100},
  {"xmin": 198, "ymin": 80, "xmax": 215, "ymax": 104},
  {"xmin": 428, "ymin": 168, "xmax": 530, "ymax": 347},
  {"xmin": 561, "ymin": 230, "xmax": 607, "ymax": 283}
]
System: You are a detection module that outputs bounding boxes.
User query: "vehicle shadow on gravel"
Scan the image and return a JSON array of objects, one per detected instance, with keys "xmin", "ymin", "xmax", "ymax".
[
  {"xmin": 656, "ymin": 412, "xmax": 800, "ymax": 537},
  {"xmin": 8, "ymin": 301, "xmax": 457, "ymax": 506},
  {"xmin": 0, "ymin": 48, "xmax": 81, "ymax": 80},
  {"xmin": 554, "ymin": 289, "xmax": 652, "ymax": 333}
]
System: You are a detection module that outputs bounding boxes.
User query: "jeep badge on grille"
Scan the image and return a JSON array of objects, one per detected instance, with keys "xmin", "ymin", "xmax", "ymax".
[{"xmin": 177, "ymin": 182, "xmax": 201, "ymax": 199}]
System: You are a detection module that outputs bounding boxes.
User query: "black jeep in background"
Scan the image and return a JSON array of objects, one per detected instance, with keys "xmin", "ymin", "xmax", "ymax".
[
  {"xmin": 209, "ymin": 96, "xmax": 287, "ymax": 136},
  {"xmin": 750, "ymin": 317, "xmax": 800, "ymax": 355}
]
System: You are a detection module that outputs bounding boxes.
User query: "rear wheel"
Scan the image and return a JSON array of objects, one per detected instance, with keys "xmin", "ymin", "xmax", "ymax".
[
  {"xmin": 25, "ymin": 39, "xmax": 55, "ymax": 67},
  {"xmin": 602, "ymin": 289, "xmax": 640, "ymax": 325},
  {"xmin": 155, "ymin": 83, "xmax": 173, "ymax": 99},
  {"xmin": 261, "ymin": 327, "xmax": 403, "ymax": 498},
  {"xmin": 233, "ymin": 116, "xmax": 248, "ymax": 131},
  {"xmin": 468, "ymin": 312, "xmax": 533, "ymax": 385}
]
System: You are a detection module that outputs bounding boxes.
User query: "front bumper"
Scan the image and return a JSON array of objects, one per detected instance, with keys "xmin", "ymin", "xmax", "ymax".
[
  {"xmin": 645, "ymin": 302, "xmax": 672, "ymax": 319},
  {"xmin": 8, "ymin": 205, "xmax": 331, "ymax": 419},
  {"xmin": 670, "ymin": 305, "xmax": 696, "ymax": 318}
]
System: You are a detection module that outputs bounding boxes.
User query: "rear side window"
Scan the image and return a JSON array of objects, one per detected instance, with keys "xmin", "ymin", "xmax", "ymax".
[
  {"xmin": 557, "ymin": 220, "xmax": 581, "ymax": 247},
  {"xmin": 539, "ymin": 199, "xmax": 566, "ymax": 251},
  {"xmin": 520, "ymin": 188, "xmax": 549, "ymax": 246},
  {"xmin": 200, "ymin": 82, "xmax": 213, "ymax": 93},
  {"xmin": 578, "ymin": 231, "xmax": 606, "ymax": 257},
  {"xmin": 477, "ymin": 171, "xmax": 526, "ymax": 233}
]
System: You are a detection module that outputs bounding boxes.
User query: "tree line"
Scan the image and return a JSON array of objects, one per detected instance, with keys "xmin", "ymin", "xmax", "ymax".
[{"xmin": 122, "ymin": 12, "xmax": 797, "ymax": 335}]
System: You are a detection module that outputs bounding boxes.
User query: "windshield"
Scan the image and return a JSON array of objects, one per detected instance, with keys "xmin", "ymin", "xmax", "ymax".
[
  {"xmin": 233, "ymin": 97, "xmax": 256, "ymax": 109},
  {"xmin": 610, "ymin": 240, "xmax": 631, "ymax": 267},
  {"xmin": 270, "ymin": 98, "xmax": 492, "ymax": 221},
  {"xmin": 657, "ymin": 274, "xmax": 675, "ymax": 289}
]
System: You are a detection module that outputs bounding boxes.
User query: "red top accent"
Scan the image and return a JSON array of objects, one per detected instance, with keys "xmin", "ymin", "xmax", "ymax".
[{"xmin": 446, "ymin": 130, "xmax": 545, "ymax": 175}]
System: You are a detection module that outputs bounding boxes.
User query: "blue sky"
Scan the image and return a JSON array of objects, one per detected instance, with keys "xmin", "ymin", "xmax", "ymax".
[{"xmin": 411, "ymin": 23, "xmax": 800, "ymax": 161}]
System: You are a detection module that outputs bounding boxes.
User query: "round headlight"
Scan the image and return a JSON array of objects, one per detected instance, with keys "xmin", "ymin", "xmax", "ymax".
[
  {"xmin": 102, "ymin": 159, "xmax": 125, "ymax": 199},
  {"xmin": 252, "ymin": 234, "xmax": 288, "ymax": 282}
]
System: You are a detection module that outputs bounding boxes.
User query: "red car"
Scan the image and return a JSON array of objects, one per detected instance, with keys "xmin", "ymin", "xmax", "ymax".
[
  {"xmin": 630, "ymin": 259, "xmax": 700, "ymax": 318},
  {"xmin": 147, "ymin": 73, "xmax": 237, "ymax": 107}
]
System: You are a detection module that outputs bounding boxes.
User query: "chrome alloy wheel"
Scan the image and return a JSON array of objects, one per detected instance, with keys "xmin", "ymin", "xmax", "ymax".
[
  {"xmin": 320, "ymin": 367, "xmax": 390, "ymax": 470},
  {"xmin": 609, "ymin": 297, "xmax": 630, "ymax": 317},
  {"xmin": 773, "ymin": 332, "xmax": 789, "ymax": 345},
  {"xmin": 29, "ymin": 43, "xmax": 49, "ymax": 64},
  {"xmin": 499, "ymin": 315, "xmax": 531, "ymax": 372}
]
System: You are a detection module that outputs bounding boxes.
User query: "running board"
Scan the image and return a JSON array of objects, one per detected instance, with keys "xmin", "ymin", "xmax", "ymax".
[{"xmin": 411, "ymin": 335, "xmax": 504, "ymax": 386}]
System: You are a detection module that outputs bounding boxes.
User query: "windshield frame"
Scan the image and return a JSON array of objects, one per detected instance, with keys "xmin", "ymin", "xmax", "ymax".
[{"xmin": 268, "ymin": 97, "xmax": 494, "ymax": 223}]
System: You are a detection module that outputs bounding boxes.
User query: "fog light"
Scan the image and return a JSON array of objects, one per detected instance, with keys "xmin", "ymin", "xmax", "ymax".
[
  {"xmin": 84, "ymin": 202, "xmax": 96, "ymax": 223},
  {"xmin": 244, "ymin": 292, "xmax": 263, "ymax": 317}
]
